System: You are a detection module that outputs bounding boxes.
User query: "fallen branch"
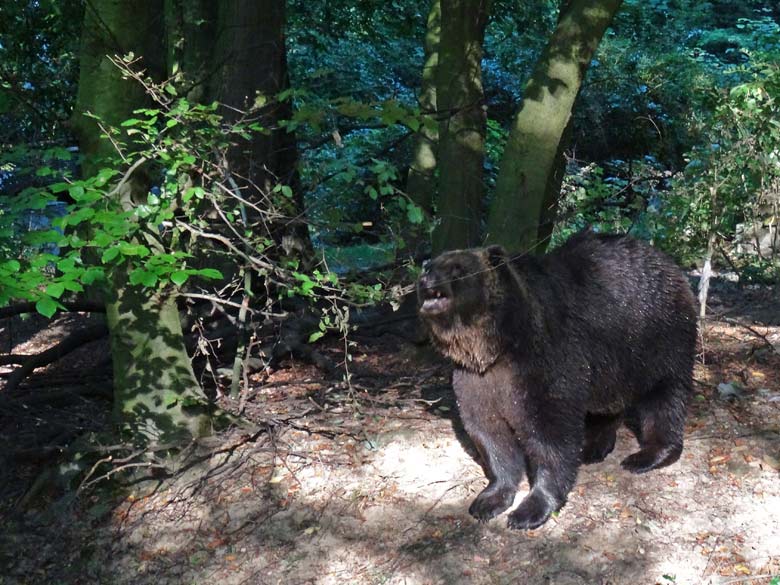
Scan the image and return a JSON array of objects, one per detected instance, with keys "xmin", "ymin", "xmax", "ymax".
[
  {"xmin": 0, "ymin": 300, "xmax": 105, "ymax": 319},
  {"xmin": 4, "ymin": 322, "xmax": 109, "ymax": 392},
  {"xmin": 0, "ymin": 354, "xmax": 33, "ymax": 366},
  {"xmin": 721, "ymin": 316, "xmax": 780, "ymax": 355}
]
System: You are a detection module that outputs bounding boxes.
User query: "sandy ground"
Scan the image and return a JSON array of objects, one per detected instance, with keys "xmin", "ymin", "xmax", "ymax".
[{"xmin": 1, "ymin": 280, "xmax": 779, "ymax": 585}]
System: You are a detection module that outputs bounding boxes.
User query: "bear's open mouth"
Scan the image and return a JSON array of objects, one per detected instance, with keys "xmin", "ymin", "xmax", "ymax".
[{"xmin": 420, "ymin": 287, "xmax": 451, "ymax": 315}]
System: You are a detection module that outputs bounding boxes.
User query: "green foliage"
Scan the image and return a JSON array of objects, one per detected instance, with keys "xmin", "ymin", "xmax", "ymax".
[
  {"xmin": 662, "ymin": 63, "xmax": 780, "ymax": 266},
  {"xmin": 292, "ymin": 95, "xmax": 428, "ymax": 255},
  {"xmin": 0, "ymin": 139, "xmax": 224, "ymax": 314},
  {"xmin": 577, "ymin": 0, "xmax": 780, "ymax": 166},
  {"xmin": 552, "ymin": 159, "xmax": 664, "ymax": 246},
  {"xmin": 4, "ymin": 0, "xmax": 780, "ymax": 314},
  {"xmin": 0, "ymin": 0, "xmax": 82, "ymax": 143},
  {"xmin": 1, "ymin": 54, "xmax": 422, "ymax": 317},
  {"xmin": 550, "ymin": 4, "xmax": 780, "ymax": 283}
]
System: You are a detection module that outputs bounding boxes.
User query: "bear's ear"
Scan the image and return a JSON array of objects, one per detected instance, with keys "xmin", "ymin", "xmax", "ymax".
[{"xmin": 485, "ymin": 244, "xmax": 508, "ymax": 269}]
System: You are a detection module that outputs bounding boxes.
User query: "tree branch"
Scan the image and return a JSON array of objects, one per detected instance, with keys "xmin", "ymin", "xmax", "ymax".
[
  {"xmin": 0, "ymin": 300, "xmax": 105, "ymax": 320},
  {"xmin": 4, "ymin": 323, "xmax": 109, "ymax": 392}
]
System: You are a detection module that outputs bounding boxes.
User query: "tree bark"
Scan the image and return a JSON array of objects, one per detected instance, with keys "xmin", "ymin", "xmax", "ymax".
[
  {"xmin": 432, "ymin": 0, "xmax": 491, "ymax": 254},
  {"xmin": 485, "ymin": 0, "xmax": 623, "ymax": 252},
  {"xmin": 74, "ymin": 0, "xmax": 215, "ymax": 443},
  {"xmin": 406, "ymin": 0, "xmax": 441, "ymax": 216},
  {"xmin": 106, "ymin": 275, "xmax": 215, "ymax": 442},
  {"xmin": 166, "ymin": 0, "xmax": 311, "ymax": 257},
  {"xmin": 73, "ymin": 0, "xmax": 166, "ymax": 175}
]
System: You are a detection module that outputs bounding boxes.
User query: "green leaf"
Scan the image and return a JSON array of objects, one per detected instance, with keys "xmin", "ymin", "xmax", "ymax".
[
  {"xmin": 196, "ymin": 268, "xmax": 223, "ymax": 280},
  {"xmin": 81, "ymin": 267, "xmax": 104, "ymax": 285},
  {"xmin": 308, "ymin": 331, "xmax": 325, "ymax": 343},
  {"xmin": 407, "ymin": 204, "xmax": 424, "ymax": 224},
  {"xmin": 101, "ymin": 247, "xmax": 120, "ymax": 263},
  {"xmin": 45, "ymin": 282, "xmax": 66, "ymax": 299},
  {"xmin": 118, "ymin": 243, "xmax": 150, "ymax": 257},
  {"xmin": 67, "ymin": 206, "xmax": 96, "ymax": 225},
  {"xmin": 170, "ymin": 271, "xmax": 189, "ymax": 286},
  {"xmin": 1, "ymin": 259, "xmax": 21, "ymax": 274},
  {"xmin": 120, "ymin": 118, "xmax": 143, "ymax": 127},
  {"xmin": 182, "ymin": 187, "xmax": 205, "ymax": 202},
  {"xmin": 35, "ymin": 297, "xmax": 58, "ymax": 318},
  {"xmin": 129, "ymin": 270, "xmax": 158, "ymax": 287},
  {"xmin": 62, "ymin": 281, "xmax": 84, "ymax": 293},
  {"xmin": 68, "ymin": 185, "xmax": 86, "ymax": 200},
  {"xmin": 49, "ymin": 182, "xmax": 71, "ymax": 194}
]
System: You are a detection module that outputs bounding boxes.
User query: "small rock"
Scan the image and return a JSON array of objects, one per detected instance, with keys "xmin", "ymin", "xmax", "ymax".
[
  {"xmin": 761, "ymin": 454, "xmax": 780, "ymax": 471},
  {"xmin": 727, "ymin": 460, "xmax": 753, "ymax": 476},
  {"xmin": 717, "ymin": 382, "xmax": 743, "ymax": 400}
]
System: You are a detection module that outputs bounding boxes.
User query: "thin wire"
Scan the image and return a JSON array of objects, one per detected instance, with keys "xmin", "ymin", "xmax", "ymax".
[{"xmin": 406, "ymin": 230, "xmax": 557, "ymax": 296}]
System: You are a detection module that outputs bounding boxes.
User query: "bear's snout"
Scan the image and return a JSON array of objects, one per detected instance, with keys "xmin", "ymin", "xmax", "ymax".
[{"xmin": 417, "ymin": 272, "xmax": 452, "ymax": 316}]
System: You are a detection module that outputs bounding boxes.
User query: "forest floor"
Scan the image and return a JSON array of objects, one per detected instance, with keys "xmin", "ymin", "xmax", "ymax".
[{"xmin": 1, "ymin": 276, "xmax": 779, "ymax": 585}]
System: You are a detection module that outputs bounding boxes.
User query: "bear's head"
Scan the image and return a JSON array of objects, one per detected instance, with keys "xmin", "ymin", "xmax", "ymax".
[{"xmin": 417, "ymin": 245, "xmax": 511, "ymax": 372}]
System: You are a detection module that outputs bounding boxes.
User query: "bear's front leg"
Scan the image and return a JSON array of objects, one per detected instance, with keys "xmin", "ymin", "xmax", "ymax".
[
  {"xmin": 506, "ymin": 464, "xmax": 573, "ymax": 530},
  {"xmin": 466, "ymin": 427, "xmax": 526, "ymax": 521},
  {"xmin": 453, "ymin": 367, "xmax": 526, "ymax": 521},
  {"xmin": 507, "ymin": 405, "xmax": 583, "ymax": 530}
]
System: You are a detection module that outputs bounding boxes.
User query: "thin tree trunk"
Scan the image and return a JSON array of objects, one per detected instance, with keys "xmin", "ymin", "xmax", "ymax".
[
  {"xmin": 485, "ymin": 0, "xmax": 623, "ymax": 252},
  {"xmin": 74, "ymin": 0, "xmax": 214, "ymax": 443},
  {"xmin": 432, "ymin": 0, "xmax": 490, "ymax": 254},
  {"xmin": 406, "ymin": 0, "xmax": 441, "ymax": 216}
]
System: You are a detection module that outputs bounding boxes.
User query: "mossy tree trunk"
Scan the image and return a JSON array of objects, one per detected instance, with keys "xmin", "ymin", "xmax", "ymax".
[
  {"xmin": 106, "ymin": 276, "xmax": 215, "ymax": 442},
  {"xmin": 406, "ymin": 0, "xmax": 441, "ymax": 217},
  {"xmin": 74, "ymin": 0, "xmax": 215, "ymax": 444},
  {"xmin": 485, "ymin": 0, "xmax": 623, "ymax": 252},
  {"xmin": 432, "ymin": 0, "xmax": 491, "ymax": 254}
]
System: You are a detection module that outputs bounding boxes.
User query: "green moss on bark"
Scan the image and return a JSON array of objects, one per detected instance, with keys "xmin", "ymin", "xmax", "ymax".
[{"xmin": 485, "ymin": 0, "xmax": 623, "ymax": 252}]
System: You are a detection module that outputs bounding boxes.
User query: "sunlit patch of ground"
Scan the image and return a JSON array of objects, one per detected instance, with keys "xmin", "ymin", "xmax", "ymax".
[{"xmin": 1, "ymin": 279, "xmax": 779, "ymax": 584}]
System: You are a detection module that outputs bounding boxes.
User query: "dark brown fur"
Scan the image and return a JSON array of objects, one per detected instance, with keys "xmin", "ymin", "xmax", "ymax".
[{"xmin": 418, "ymin": 233, "xmax": 697, "ymax": 529}]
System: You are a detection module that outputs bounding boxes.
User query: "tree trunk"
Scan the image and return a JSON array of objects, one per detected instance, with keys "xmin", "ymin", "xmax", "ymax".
[
  {"xmin": 164, "ymin": 1, "xmax": 216, "ymax": 104},
  {"xmin": 166, "ymin": 0, "xmax": 309, "ymax": 253},
  {"xmin": 432, "ymin": 0, "xmax": 490, "ymax": 254},
  {"xmin": 209, "ymin": 0, "xmax": 311, "ymax": 256},
  {"xmin": 73, "ymin": 0, "xmax": 166, "ymax": 175},
  {"xmin": 107, "ymin": 276, "xmax": 215, "ymax": 443},
  {"xmin": 485, "ymin": 0, "xmax": 623, "ymax": 252},
  {"xmin": 406, "ymin": 0, "xmax": 441, "ymax": 216},
  {"xmin": 74, "ymin": 0, "xmax": 214, "ymax": 443}
]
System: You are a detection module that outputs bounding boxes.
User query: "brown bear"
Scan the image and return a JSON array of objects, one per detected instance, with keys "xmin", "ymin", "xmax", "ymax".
[{"xmin": 417, "ymin": 232, "xmax": 697, "ymax": 530}]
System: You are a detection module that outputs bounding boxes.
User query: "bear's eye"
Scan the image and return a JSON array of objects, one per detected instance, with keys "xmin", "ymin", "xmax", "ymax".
[{"xmin": 448, "ymin": 263, "xmax": 465, "ymax": 277}]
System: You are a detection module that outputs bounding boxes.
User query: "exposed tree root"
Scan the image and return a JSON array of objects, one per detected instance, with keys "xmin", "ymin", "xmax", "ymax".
[{"xmin": 4, "ymin": 322, "xmax": 109, "ymax": 392}]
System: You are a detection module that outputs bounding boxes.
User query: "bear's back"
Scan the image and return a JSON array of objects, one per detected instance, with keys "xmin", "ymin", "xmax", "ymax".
[{"xmin": 511, "ymin": 233, "xmax": 697, "ymax": 407}]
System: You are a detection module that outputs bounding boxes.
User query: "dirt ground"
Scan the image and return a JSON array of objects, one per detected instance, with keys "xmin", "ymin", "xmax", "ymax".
[{"xmin": 1, "ymin": 278, "xmax": 779, "ymax": 585}]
